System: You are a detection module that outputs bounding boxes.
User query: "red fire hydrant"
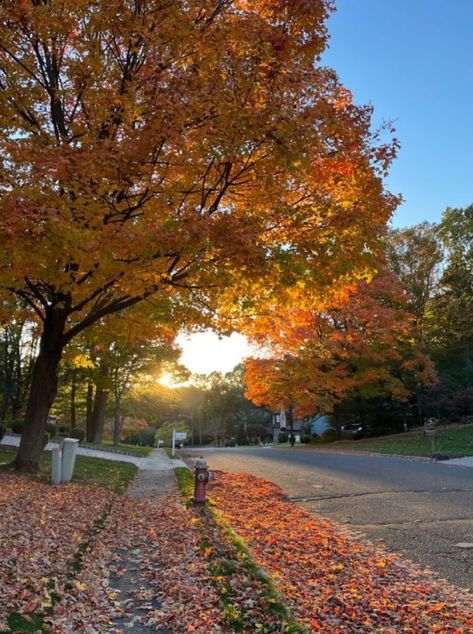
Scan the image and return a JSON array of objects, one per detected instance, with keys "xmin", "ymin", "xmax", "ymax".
[{"xmin": 193, "ymin": 456, "xmax": 209, "ymax": 505}]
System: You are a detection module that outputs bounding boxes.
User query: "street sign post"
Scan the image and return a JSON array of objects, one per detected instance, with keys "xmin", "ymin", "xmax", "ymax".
[{"xmin": 172, "ymin": 430, "xmax": 187, "ymax": 457}]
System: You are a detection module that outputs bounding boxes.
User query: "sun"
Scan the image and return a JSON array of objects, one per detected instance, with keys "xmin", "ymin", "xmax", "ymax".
[{"xmin": 157, "ymin": 372, "xmax": 190, "ymax": 389}]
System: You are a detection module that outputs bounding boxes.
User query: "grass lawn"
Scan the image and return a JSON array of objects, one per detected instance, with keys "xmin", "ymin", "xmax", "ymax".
[
  {"xmin": 0, "ymin": 447, "xmax": 137, "ymax": 493},
  {"xmin": 311, "ymin": 424, "xmax": 473, "ymax": 457},
  {"xmin": 82, "ymin": 440, "xmax": 153, "ymax": 457}
]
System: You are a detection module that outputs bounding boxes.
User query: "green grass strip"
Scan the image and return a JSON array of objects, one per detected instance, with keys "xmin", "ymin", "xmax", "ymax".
[
  {"xmin": 174, "ymin": 467, "xmax": 305, "ymax": 633},
  {"xmin": 309, "ymin": 424, "xmax": 473, "ymax": 458}
]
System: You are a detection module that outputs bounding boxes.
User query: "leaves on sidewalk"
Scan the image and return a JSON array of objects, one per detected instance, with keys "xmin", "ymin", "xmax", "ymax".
[{"xmin": 0, "ymin": 473, "xmax": 226, "ymax": 632}]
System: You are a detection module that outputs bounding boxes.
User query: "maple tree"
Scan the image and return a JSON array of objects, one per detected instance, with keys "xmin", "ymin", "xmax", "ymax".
[
  {"xmin": 244, "ymin": 273, "xmax": 436, "ymax": 421},
  {"xmin": 0, "ymin": 0, "xmax": 398, "ymax": 469}
]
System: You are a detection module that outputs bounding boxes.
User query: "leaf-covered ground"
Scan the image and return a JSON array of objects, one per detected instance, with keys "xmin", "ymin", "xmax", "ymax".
[
  {"xmin": 3, "ymin": 468, "xmax": 473, "ymax": 633},
  {"xmin": 209, "ymin": 472, "xmax": 473, "ymax": 634},
  {"xmin": 0, "ymin": 473, "xmax": 227, "ymax": 633}
]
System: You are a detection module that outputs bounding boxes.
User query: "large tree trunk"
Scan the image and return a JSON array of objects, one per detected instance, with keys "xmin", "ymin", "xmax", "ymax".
[
  {"xmin": 85, "ymin": 382, "xmax": 94, "ymax": 442},
  {"xmin": 0, "ymin": 394, "xmax": 9, "ymax": 422},
  {"xmin": 91, "ymin": 388, "xmax": 108, "ymax": 443},
  {"xmin": 14, "ymin": 310, "xmax": 66, "ymax": 471},
  {"xmin": 91, "ymin": 364, "xmax": 109, "ymax": 443}
]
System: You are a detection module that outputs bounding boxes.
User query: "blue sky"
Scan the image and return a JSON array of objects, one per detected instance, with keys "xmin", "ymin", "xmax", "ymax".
[
  {"xmin": 178, "ymin": 1, "xmax": 473, "ymax": 374},
  {"xmin": 322, "ymin": 0, "xmax": 473, "ymax": 228}
]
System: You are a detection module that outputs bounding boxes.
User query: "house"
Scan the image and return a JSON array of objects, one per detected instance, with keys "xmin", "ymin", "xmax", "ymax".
[
  {"xmin": 271, "ymin": 410, "xmax": 303, "ymax": 443},
  {"xmin": 310, "ymin": 414, "xmax": 332, "ymax": 436},
  {"xmin": 271, "ymin": 411, "xmax": 333, "ymax": 442}
]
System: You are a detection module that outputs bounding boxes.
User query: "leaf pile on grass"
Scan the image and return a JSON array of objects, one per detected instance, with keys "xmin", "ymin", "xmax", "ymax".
[
  {"xmin": 0, "ymin": 472, "xmax": 231, "ymax": 632},
  {"xmin": 0, "ymin": 473, "xmax": 115, "ymax": 632},
  {"xmin": 209, "ymin": 472, "xmax": 473, "ymax": 633}
]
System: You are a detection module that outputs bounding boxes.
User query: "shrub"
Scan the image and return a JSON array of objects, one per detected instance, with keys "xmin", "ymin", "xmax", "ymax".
[
  {"xmin": 320, "ymin": 428, "xmax": 338, "ymax": 443},
  {"xmin": 70, "ymin": 427, "xmax": 86, "ymax": 442},
  {"xmin": 11, "ymin": 419, "xmax": 24, "ymax": 434},
  {"xmin": 57, "ymin": 425, "xmax": 70, "ymax": 437},
  {"xmin": 124, "ymin": 427, "xmax": 156, "ymax": 447},
  {"xmin": 46, "ymin": 422, "xmax": 58, "ymax": 437},
  {"xmin": 0, "ymin": 423, "xmax": 6, "ymax": 441},
  {"xmin": 300, "ymin": 435, "xmax": 311, "ymax": 444},
  {"xmin": 278, "ymin": 432, "xmax": 288, "ymax": 443}
]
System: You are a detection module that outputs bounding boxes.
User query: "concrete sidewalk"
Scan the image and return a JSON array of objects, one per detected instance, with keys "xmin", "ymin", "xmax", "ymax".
[
  {"xmin": 126, "ymin": 448, "xmax": 188, "ymax": 500},
  {"xmin": 2, "ymin": 434, "xmax": 188, "ymax": 471},
  {"xmin": 3, "ymin": 432, "xmax": 188, "ymax": 463}
]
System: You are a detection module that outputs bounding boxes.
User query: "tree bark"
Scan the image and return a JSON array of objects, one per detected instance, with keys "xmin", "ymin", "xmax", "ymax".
[
  {"xmin": 14, "ymin": 309, "xmax": 66, "ymax": 471},
  {"xmin": 333, "ymin": 404, "xmax": 343, "ymax": 440},
  {"xmin": 112, "ymin": 390, "xmax": 122, "ymax": 446},
  {"xmin": 70, "ymin": 369, "xmax": 77, "ymax": 429},
  {"xmin": 85, "ymin": 382, "xmax": 94, "ymax": 442},
  {"xmin": 91, "ymin": 364, "xmax": 109, "ymax": 443}
]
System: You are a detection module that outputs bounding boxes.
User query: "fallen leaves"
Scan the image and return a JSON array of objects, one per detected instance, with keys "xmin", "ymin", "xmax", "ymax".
[
  {"xmin": 3, "ymin": 468, "xmax": 473, "ymax": 633},
  {"xmin": 209, "ymin": 472, "xmax": 473, "ymax": 633},
  {"xmin": 0, "ymin": 473, "xmax": 227, "ymax": 632},
  {"xmin": 0, "ymin": 473, "xmax": 114, "ymax": 631}
]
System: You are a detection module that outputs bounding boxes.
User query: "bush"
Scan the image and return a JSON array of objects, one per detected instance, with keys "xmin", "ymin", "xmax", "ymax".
[
  {"xmin": 278, "ymin": 432, "xmax": 288, "ymax": 443},
  {"xmin": 320, "ymin": 428, "xmax": 338, "ymax": 443},
  {"xmin": 11, "ymin": 419, "xmax": 24, "ymax": 434},
  {"xmin": 70, "ymin": 427, "xmax": 86, "ymax": 442},
  {"xmin": 300, "ymin": 435, "xmax": 311, "ymax": 444},
  {"xmin": 124, "ymin": 427, "xmax": 156, "ymax": 447},
  {"xmin": 0, "ymin": 423, "xmax": 6, "ymax": 441},
  {"xmin": 57, "ymin": 425, "xmax": 70, "ymax": 437},
  {"xmin": 46, "ymin": 422, "xmax": 58, "ymax": 437}
]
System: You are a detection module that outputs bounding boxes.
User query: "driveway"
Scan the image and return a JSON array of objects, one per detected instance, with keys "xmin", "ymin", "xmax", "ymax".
[{"xmin": 185, "ymin": 446, "xmax": 473, "ymax": 591}]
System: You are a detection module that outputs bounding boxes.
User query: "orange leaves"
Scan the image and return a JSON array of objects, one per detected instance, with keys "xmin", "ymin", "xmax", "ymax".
[
  {"xmin": 209, "ymin": 471, "xmax": 473, "ymax": 633},
  {"xmin": 244, "ymin": 272, "xmax": 432, "ymax": 416},
  {"xmin": 0, "ymin": 0, "xmax": 397, "ymax": 337}
]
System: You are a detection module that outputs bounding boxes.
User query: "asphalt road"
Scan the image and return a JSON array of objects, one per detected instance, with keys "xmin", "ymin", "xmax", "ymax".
[{"xmin": 184, "ymin": 447, "xmax": 473, "ymax": 591}]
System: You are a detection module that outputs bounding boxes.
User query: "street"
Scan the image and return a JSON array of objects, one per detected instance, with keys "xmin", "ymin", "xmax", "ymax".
[{"xmin": 185, "ymin": 447, "xmax": 473, "ymax": 591}]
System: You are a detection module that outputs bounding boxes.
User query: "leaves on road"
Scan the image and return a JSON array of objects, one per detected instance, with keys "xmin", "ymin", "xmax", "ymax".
[{"xmin": 209, "ymin": 472, "xmax": 473, "ymax": 633}]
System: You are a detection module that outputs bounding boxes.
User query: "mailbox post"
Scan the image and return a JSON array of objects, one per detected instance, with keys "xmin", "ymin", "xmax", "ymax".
[
  {"xmin": 172, "ymin": 430, "xmax": 187, "ymax": 457},
  {"xmin": 424, "ymin": 424, "xmax": 437, "ymax": 461}
]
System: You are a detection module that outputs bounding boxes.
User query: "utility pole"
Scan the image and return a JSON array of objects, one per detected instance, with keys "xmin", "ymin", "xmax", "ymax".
[{"xmin": 288, "ymin": 404, "xmax": 295, "ymax": 447}]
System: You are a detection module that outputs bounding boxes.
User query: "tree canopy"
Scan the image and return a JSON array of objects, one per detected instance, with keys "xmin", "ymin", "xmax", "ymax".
[{"xmin": 0, "ymin": 0, "xmax": 397, "ymax": 468}]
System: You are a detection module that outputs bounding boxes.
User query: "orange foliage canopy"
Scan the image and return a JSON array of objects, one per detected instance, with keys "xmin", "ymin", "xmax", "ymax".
[
  {"xmin": 0, "ymin": 0, "xmax": 398, "ymax": 468},
  {"xmin": 245, "ymin": 274, "xmax": 436, "ymax": 416},
  {"xmin": 0, "ymin": 0, "xmax": 397, "ymax": 332}
]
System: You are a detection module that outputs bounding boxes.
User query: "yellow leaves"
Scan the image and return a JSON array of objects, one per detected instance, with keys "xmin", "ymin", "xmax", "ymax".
[
  {"xmin": 73, "ymin": 580, "xmax": 88, "ymax": 591},
  {"xmin": 71, "ymin": 353, "xmax": 94, "ymax": 369},
  {"xmin": 330, "ymin": 562, "xmax": 345, "ymax": 571}
]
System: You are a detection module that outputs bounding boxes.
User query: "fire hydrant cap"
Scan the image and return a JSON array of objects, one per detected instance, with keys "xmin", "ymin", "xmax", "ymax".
[{"xmin": 195, "ymin": 456, "xmax": 208, "ymax": 469}]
